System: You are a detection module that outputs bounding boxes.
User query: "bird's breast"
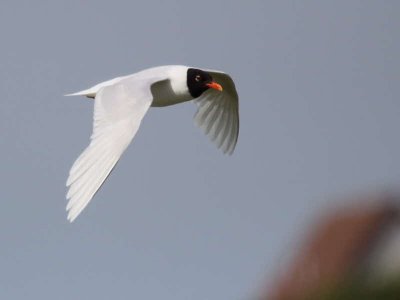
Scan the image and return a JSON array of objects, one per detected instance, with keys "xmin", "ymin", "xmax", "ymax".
[{"xmin": 150, "ymin": 79, "xmax": 193, "ymax": 107}]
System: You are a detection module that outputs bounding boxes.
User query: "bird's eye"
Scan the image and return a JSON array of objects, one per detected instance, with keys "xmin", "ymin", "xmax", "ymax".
[{"xmin": 195, "ymin": 75, "xmax": 202, "ymax": 82}]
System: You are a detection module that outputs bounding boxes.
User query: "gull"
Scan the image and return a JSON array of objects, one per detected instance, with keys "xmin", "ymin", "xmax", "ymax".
[{"xmin": 65, "ymin": 65, "xmax": 239, "ymax": 222}]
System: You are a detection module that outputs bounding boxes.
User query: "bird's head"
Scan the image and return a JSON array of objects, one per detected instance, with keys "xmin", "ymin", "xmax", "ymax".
[{"xmin": 187, "ymin": 68, "xmax": 223, "ymax": 98}]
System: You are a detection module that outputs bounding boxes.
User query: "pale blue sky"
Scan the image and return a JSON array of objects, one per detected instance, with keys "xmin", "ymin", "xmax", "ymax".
[{"xmin": 0, "ymin": 1, "xmax": 399, "ymax": 299}]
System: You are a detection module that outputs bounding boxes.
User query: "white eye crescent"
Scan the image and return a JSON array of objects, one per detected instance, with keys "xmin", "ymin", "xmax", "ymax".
[{"xmin": 195, "ymin": 75, "xmax": 201, "ymax": 82}]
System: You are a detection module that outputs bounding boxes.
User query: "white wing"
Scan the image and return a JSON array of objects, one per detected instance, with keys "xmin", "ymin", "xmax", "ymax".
[
  {"xmin": 194, "ymin": 70, "xmax": 239, "ymax": 154},
  {"xmin": 66, "ymin": 79, "xmax": 154, "ymax": 222}
]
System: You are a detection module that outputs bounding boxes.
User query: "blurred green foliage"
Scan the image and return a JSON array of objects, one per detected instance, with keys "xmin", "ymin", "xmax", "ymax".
[{"xmin": 308, "ymin": 274, "xmax": 400, "ymax": 300}]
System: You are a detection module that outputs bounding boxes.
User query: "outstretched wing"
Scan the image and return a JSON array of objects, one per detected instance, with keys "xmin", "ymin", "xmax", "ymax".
[
  {"xmin": 65, "ymin": 79, "xmax": 155, "ymax": 222},
  {"xmin": 193, "ymin": 70, "xmax": 239, "ymax": 154}
]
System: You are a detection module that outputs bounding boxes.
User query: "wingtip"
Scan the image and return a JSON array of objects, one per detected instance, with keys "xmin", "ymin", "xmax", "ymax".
[
  {"xmin": 66, "ymin": 195, "xmax": 78, "ymax": 222},
  {"xmin": 223, "ymin": 148, "xmax": 234, "ymax": 156},
  {"xmin": 66, "ymin": 210, "xmax": 77, "ymax": 223}
]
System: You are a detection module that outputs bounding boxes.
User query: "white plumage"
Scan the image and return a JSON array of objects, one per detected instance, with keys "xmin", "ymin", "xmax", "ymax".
[{"xmin": 65, "ymin": 65, "xmax": 239, "ymax": 222}]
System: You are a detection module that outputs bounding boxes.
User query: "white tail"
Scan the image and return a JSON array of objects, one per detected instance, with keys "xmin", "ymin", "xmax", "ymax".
[{"xmin": 65, "ymin": 76, "xmax": 128, "ymax": 98}]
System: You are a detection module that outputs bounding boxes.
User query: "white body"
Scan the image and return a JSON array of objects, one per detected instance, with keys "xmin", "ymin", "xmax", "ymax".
[{"xmin": 68, "ymin": 65, "xmax": 192, "ymax": 106}]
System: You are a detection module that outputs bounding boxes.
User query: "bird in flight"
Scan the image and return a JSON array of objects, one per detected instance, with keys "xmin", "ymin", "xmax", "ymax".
[{"xmin": 65, "ymin": 65, "xmax": 239, "ymax": 222}]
